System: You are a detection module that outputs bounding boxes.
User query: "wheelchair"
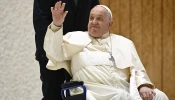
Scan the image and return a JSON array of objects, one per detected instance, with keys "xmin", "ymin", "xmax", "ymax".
[{"xmin": 61, "ymin": 81, "xmax": 87, "ymax": 100}]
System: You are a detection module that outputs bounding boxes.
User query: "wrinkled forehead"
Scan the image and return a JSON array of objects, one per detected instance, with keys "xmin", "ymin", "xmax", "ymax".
[
  {"xmin": 90, "ymin": 5, "xmax": 112, "ymax": 19},
  {"xmin": 96, "ymin": 5, "xmax": 112, "ymax": 19},
  {"xmin": 90, "ymin": 6, "xmax": 109, "ymax": 17}
]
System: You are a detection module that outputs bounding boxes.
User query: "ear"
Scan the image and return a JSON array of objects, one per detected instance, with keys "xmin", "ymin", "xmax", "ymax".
[{"xmin": 108, "ymin": 20, "xmax": 113, "ymax": 29}]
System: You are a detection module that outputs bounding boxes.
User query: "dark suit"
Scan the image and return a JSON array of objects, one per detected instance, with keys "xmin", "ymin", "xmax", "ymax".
[{"xmin": 33, "ymin": 0, "xmax": 99, "ymax": 99}]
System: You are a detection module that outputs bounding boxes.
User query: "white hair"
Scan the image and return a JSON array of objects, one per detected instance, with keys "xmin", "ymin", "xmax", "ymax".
[{"xmin": 96, "ymin": 5, "xmax": 112, "ymax": 19}]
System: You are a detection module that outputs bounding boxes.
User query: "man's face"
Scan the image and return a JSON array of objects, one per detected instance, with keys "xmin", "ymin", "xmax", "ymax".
[{"xmin": 88, "ymin": 6, "xmax": 112, "ymax": 38}]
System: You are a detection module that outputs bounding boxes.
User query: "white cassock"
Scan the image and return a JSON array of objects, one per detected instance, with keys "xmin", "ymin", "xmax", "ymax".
[{"xmin": 44, "ymin": 23, "xmax": 169, "ymax": 100}]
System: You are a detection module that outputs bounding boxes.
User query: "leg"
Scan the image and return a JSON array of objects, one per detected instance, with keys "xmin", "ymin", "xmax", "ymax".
[
  {"xmin": 38, "ymin": 57, "xmax": 48, "ymax": 99},
  {"xmin": 153, "ymin": 88, "xmax": 169, "ymax": 100},
  {"xmin": 38, "ymin": 57, "xmax": 66, "ymax": 100}
]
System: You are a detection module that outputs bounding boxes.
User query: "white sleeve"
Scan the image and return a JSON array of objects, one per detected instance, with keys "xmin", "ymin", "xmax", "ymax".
[
  {"xmin": 130, "ymin": 42, "xmax": 154, "ymax": 88},
  {"xmin": 44, "ymin": 23, "xmax": 88, "ymax": 62},
  {"xmin": 44, "ymin": 23, "xmax": 65, "ymax": 62}
]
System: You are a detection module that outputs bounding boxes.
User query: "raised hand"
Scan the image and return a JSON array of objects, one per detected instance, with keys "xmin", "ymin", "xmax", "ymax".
[{"xmin": 51, "ymin": 1, "xmax": 68, "ymax": 27}]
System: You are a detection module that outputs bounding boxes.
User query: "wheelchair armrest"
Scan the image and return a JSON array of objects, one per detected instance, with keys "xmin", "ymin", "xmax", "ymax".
[
  {"xmin": 61, "ymin": 81, "xmax": 84, "ymax": 88},
  {"xmin": 61, "ymin": 81, "xmax": 86, "ymax": 100}
]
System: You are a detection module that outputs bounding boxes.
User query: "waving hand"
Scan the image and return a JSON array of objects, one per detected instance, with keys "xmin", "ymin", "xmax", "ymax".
[{"xmin": 51, "ymin": 1, "xmax": 68, "ymax": 27}]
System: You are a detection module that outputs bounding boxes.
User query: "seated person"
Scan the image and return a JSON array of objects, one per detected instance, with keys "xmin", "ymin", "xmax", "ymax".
[{"xmin": 44, "ymin": 2, "xmax": 169, "ymax": 100}]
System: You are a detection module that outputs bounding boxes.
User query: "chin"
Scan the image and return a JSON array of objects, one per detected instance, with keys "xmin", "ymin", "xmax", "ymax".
[
  {"xmin": 89, "ymin": 33, "xmax": 100, "ymax": 38},
  {"xmin": 88, "ymin": 30, "xmax": 100, "ymax": 37}
]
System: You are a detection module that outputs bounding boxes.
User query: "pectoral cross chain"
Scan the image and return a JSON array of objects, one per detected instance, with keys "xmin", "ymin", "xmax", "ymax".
[{"xmin": 109, "ymin": 54, "xmax": 116, "ymax": 66}]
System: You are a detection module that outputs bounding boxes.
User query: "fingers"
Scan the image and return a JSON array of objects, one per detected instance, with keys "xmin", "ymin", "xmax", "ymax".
[
  {"xmin": 152, "ymin": 90, "xmax": 156, "ymax": 96},
  {"xmin": 141, "ymin": 93, "xmax": 154, "ymax": 100},
  {"xmin": 54, "ymin": 1, "xmax": 61, "ymax": 10},
  {"xmin": 141, "ymin": 93, "xmax": 148, "ymax": 100},
  {"xmin": 51, "ymin": 7, "xmax": 54, "ymax": 12},
  {"xmin": 51, "ymin": 1, "xmax": 67, "ymax": 14},
  {"xmin": 63, "ymin": 11, "xmax": 68, "ymax": 18},
  {"xmin": 50, "ymin": 1, "xmax": 68, "ymax": 26},
  {"xmin": 148, "ymin": 91, "xmax": 153, "ymax": 100},
  {"xmin": 60, "ymin": 3, "xmax": 66, "ymax": 10},
  {"xmin": 140, "ymin": 87, "xmax": 155, "ymax": 100},
  {"xmin": 54, "ymin": 1, "xmax": 66, "ymax": 11}
]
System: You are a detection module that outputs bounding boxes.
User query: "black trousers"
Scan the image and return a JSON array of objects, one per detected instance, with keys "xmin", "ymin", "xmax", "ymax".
[{"xmin": 38, "ymin": 57, "xmax": 71, "ymax": 100}]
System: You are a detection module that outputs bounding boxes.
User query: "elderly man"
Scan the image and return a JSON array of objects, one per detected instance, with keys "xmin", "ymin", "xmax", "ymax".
[{"xmin": 44, "ymin": 1, "xmax": 168, "ymax": 100}]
